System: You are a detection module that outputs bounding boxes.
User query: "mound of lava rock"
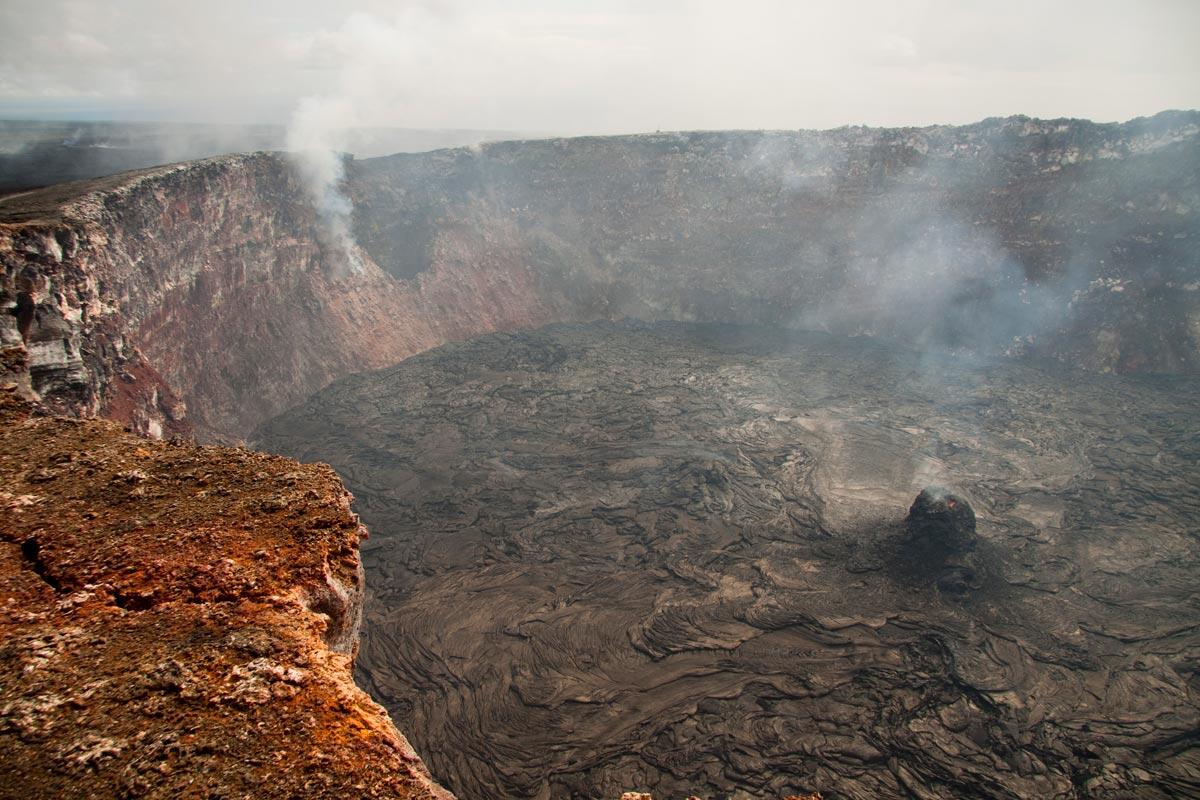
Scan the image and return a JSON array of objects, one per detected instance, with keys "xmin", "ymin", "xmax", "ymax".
[
  {"xmin": 256, "ymin": 321, "xmax": 1200, "ymax": 800},
  {"xmin": 903, "ymin": 487, "xmax": 982, "ymax": 593},
  {"xmin": 906, "ymin": 487, "xmax": 976, "ymax": 552}
]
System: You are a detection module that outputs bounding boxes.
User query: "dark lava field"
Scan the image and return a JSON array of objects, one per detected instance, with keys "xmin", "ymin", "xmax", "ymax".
[{"xmin": 253, "ymin": 321, "xmax": 1200, "ymax": 800}]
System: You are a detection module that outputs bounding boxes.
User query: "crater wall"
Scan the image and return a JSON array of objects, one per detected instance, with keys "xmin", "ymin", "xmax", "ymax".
[
  {"xmin": 1, "ymin": 112, "xmax": 1197, "ymax": 442},
  {"xmin": 353, "ymin": 112, "xmax": 1200, "ymax": 374}
]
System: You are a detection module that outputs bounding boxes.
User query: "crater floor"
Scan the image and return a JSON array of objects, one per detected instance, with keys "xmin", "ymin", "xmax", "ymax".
[{"xmin": 254, "ymin": 321, "xmax": 1200, "ymax": 800}]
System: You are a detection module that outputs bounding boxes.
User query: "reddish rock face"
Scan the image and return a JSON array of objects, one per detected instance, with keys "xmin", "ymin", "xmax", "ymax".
[
  {"xmin": 0, "ymin": 154, "xmax": 563, "ymax": 441},
  {"xmin": 1, "ymin": 112, "xmax": 1197, "ymax": 442},
  {"xmin": 0, "ymin": 390, "xmax": 454, "ymax": 799}
]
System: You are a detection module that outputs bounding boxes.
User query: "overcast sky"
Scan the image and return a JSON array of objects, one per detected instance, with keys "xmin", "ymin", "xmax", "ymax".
[{"xmin": 0, "ymin": 0, "xmax": 1196, "ymax": 134}]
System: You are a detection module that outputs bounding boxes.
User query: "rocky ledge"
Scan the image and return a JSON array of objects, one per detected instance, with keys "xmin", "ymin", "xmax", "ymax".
[{"xmin": 0, "ymin": 389, "xmax": 452, "ymax": 799}]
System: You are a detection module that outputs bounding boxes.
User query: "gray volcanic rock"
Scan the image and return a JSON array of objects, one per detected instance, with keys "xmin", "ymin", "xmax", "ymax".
[
  {"xmin": 254, "ymin": 321, "xmax": 1200, "ymax": 800},
  {"xmin": 903, "ymin": 487, "xmax": 982, "ymax": 594},
  {"xmin": 352, "ymin": 112, "xmax": 1200, "ymax": 376},
  {"xmin": 906, "ymin": 487, "xmax": 977, "ymax": 553}
]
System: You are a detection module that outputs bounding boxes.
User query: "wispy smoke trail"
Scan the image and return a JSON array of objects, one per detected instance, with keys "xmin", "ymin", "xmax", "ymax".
[
  {"xmin": 286, "ymin": 95, "xmax": 362, "ymax": 274},
  {"xmin": 285, "ymin": 11, "xmax": 422, "ymax": 274}
]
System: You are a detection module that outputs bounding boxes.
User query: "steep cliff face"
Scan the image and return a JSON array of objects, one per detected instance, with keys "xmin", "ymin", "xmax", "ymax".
[
  {"xmin": 352, "ymin": 112, "xmax": 1200, "ymax": 375},
  {"xmin": 1, "ymin": 113, "xmax": 1197, "ymax": 443},
  {"xmin": 0, "ymin": 153, "xmax": 562, "ymax": 441},
  {"xmin": 0, "ymin": 390, "xmax": 453, "ymax": 799}
]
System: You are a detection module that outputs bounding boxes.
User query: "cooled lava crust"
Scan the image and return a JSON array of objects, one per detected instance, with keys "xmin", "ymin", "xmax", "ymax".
[{"xmin": 255, "ymin": 321, "xmax": 1200, "ymax": 800}]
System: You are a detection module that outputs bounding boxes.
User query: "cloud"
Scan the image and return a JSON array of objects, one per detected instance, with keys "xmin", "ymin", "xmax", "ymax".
[
  {"xmin": 872, "ymin": 35, "xmax": 920, "ymax": 67},
  {"xmin": 0, "ymin": 1, "xmax": 1197, "ymax": 132}
]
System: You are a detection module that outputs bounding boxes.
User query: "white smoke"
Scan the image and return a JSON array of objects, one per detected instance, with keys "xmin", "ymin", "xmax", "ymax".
[
  {"xmin": 286, "ymin": 95, "xmax": 362, "ymax": 273},
  {"xmin": 284, "ymin": 11, "xmax": 425, "ymax": 274}
]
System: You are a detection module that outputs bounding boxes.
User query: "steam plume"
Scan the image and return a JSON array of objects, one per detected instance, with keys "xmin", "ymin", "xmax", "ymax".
[
  {"xmin": 286, "ymin": 96, "xmax": 362, "ymax": 273},
  {"xmin": 284, "ymin": 11, "xmax": 419, "ymax": 274}
]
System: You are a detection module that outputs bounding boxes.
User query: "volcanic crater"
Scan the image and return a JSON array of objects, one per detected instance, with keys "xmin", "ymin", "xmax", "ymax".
[
  {"xmin": 3, "ymin": 112, "xmax": 1200, "ymax": 799},
  {"xmin": 254, "ymin": 321, "xmax": 1200, "ymax": 799}
]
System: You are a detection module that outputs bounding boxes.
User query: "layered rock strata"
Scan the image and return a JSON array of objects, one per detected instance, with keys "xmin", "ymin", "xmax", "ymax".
[
  {"xmin": 0, "ymin": 390, "xmax": 453, "ymax": 799},
  {"xmin": 0, "ymin": 153, "xmax": 559, "ymax": 441},
  {"xmin": 1, "ymin": 113, "xmax": 1197, "ymax": 443}
]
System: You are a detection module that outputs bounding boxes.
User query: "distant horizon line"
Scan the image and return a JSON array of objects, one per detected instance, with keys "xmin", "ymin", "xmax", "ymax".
[{"xmin": 0, "ymin": 108, "xmax": 1196, "ymax": 140}]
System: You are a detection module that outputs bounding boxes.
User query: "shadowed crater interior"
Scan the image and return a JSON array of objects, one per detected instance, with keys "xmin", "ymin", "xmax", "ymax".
[{"xmin": 253, "ymin": 320, "xmax": 1200, "ymax": 800}]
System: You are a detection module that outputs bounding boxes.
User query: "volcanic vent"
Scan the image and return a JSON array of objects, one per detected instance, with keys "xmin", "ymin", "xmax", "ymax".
[{"xmin": 255, "ymin": 321, "xmax": 1200, "ymax": 799}]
